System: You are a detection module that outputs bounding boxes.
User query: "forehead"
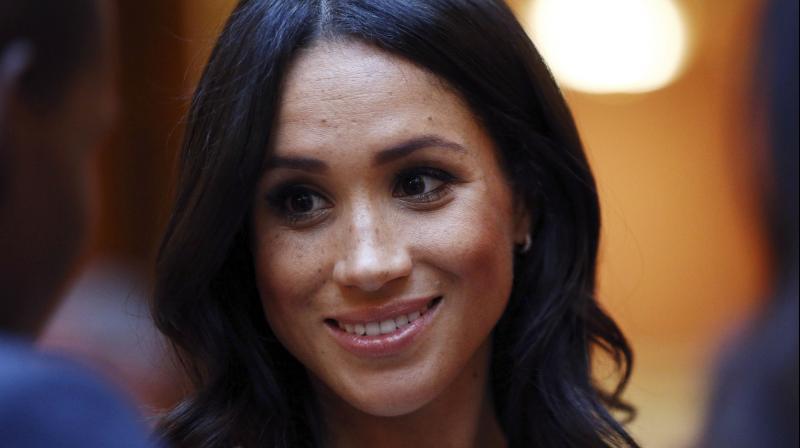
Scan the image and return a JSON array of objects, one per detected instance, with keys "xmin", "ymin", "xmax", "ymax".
[{"xmin": 273, "ymin": 40, "xmax": 482, "ymax": 156}]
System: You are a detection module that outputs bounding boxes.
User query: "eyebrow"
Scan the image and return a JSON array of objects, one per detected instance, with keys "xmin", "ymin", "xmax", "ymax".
[
  {"xmin": 264, "ymin": 155, "xmax": 328, "ymax": 173},
  {"xmin": 265, "ymin": 135, "xmax": 465, "ymax": 173},
  {"xmin": 373, "ymin": 135, "xmax": 465, "ymax": 165}
]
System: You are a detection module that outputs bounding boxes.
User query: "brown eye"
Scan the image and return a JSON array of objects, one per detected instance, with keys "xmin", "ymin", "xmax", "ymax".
[
  {"xmin": 266, "ymin": 185, "xmax": 331, "ymax": 225},
  {"xmin": 395, "ymin": 173, "xmax": 445, "ymax": 198},
  {"xmin": 401, "ymin": 175, "xmax": 426, "ymax": 196},
  {"xmin": 287, "ymin": 191, "xmax": 316, "ymax": 213},
  {"xmin": 392, "ymin": 167, "xmax": 457, "ymax": 205}
]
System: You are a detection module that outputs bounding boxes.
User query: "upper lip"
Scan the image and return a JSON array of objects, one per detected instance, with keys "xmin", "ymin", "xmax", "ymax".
[{"xmin": 327, "ymin": 296, "xmax": 438, "ymax": 324}]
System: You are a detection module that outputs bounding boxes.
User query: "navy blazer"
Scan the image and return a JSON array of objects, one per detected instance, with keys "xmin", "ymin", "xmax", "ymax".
[{"xmin": 0, "ymin": 336, "xmax": 159, "ymax": 448}]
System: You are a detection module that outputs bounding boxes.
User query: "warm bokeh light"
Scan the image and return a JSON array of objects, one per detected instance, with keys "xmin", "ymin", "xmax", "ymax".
[{"xmin": 527, "ymin": 0, "xmax": 689, "ymax": 93}]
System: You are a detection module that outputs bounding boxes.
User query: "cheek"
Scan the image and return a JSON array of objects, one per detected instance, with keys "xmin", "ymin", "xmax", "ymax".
[
  {"xmin": 256, "ymin": 234, "xmax": 325, "ymax": 301},
  {"xmin": 407, "ymin": 182, "xmax": 517, "ymax": 350},
  {"xmin": 251, "ymin": 229, "xmax": 329, "ymax": 348},
  {"xmin": 415, "ymin": 186, "xmax": 517, "ymax": 290}
]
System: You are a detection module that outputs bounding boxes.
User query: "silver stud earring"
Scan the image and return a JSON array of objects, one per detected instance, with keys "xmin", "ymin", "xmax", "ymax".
[{"xmin": 518, "ymin": 234, "xmax": 532, "ymax": 254}]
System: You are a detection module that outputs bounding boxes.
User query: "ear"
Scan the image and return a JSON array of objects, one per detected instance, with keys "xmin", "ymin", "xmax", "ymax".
[
  {"xmin": 512, "ymin": 194, "xmax": 532, "ymax": 245},
  {"xmin": 0, "ymin": 40, "xmax": 34, "ymax": 129}
]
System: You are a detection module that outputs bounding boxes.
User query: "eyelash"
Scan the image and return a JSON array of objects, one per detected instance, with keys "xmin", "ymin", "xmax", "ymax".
[
  {"xmin": 265, "ymin": 167, "xmax": 457, "ymax": 226},
  {"xmin": 392, "ymin": 167, "xmax": 455, "ymax": 204},
  {"xmin": 265, "ymin": 184, "xmax": 331, "ymax": 226}
]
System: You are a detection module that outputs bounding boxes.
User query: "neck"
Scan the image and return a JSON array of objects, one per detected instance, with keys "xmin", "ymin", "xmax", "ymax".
[{"xmin": 319, "ymin": 340, "xmax": 506, "ymax": 448}]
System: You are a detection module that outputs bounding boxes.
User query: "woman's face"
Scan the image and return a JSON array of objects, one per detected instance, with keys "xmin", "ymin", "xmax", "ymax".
[{"xmin": 251, "ymin": 40, "xmax": 528, "ymax": 417}]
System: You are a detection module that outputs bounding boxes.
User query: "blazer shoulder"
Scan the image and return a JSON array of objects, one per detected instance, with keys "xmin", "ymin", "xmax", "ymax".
[{"xmin": 0, "ymin": 339, "xmax": 160, "ymax": 448}]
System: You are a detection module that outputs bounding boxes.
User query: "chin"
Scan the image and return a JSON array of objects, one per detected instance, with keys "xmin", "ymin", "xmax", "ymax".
[
  {"xmin": 343, "ymin": 378, "xmax": 440, "ymax": 417},
  {"xmin": 309, "ymin": 358, "xmax": 444, "ymax": 418}
]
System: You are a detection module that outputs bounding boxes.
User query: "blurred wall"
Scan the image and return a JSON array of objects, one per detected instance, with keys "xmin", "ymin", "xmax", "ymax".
[
  {"xmin": 95, "ymin": 0, "xmax": 188, "ymax": 262},
  {"xmin": 510, "ymin": 0, "xmax": 771, "ymax": 446}
]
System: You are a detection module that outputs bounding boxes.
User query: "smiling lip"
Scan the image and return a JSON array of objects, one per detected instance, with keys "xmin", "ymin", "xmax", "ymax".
[{"xmin": 325, "ymin": 296, "xmax": 442, "ymax": 358}]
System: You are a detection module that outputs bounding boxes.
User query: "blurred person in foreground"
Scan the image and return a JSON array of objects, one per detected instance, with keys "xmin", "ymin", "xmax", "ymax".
[
  {"xmin": 0, "ymin": 1, "xmax": 159, "ymax": 446},
  {"xmin": 701, "ymin": 0, "xmax": 799, "ymax": 446}
]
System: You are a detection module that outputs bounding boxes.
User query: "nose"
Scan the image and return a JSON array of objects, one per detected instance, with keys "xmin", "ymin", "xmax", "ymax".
[{"xmin": 332, "ymin": 203, "xmax": 412, "ymax": 292}]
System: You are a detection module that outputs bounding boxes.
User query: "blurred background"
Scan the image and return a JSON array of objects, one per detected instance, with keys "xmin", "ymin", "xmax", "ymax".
[{"xmin": 37, "ymin": 1, "xmax": 775, "ymax": 446}]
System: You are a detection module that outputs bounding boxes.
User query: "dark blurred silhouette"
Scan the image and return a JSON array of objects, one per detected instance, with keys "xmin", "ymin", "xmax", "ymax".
[
  {"xmin": 0, "ymin": 1, "xmax": 159, "ymax": 446},
  {"xmin": 701, "ymin": 0, "xmax": 799, "ymax": 446},
  {"xmin": 39, "ymin": 258, "xmax": 185, "ymax": 412},
  {"xmin": 35, "ymin": 0, "xmax": 189, "ymax": 416}
]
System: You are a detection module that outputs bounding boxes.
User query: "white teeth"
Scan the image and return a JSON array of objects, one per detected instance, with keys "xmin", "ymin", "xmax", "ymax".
[
  {"xmin": 380, "ymin": 319, "xmax": 396, "ymax": 334},
  {"xmin": 366, "ymin": 322, "xmax": 381, "ymax": 336},
  {"xmin": 339, "ymin": 302, "xmax": 435, "ymax": 336},
  {"xmin": 396, "ymin": 314, "xmax": 409, "ymax": 327}
]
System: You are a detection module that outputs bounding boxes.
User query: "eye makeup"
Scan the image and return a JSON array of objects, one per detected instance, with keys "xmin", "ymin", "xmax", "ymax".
[
  {"xmin": 392, "ymin": 166, "xmax": 457, "ymax": 207},
  {"xmin": 262, "ymin": 162, "xmax": 462, "ymax": 228},
  {"xmin": 265, "ymin": 183, "xmax": 332, "ymax": 226}
]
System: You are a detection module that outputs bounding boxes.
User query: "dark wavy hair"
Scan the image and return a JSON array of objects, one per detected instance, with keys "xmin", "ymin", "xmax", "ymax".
[{"xmin": 153, "ymin": 1, "xmax": 637, "ymax": 446}]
